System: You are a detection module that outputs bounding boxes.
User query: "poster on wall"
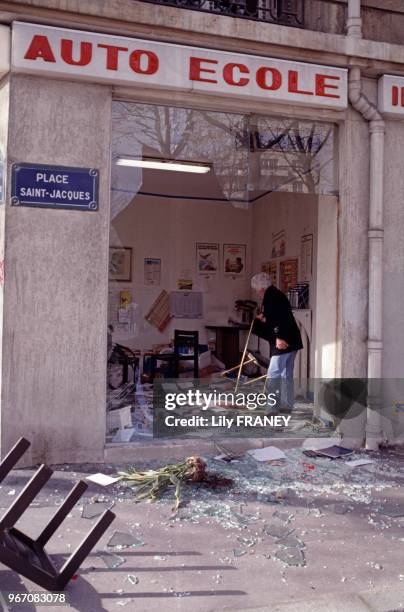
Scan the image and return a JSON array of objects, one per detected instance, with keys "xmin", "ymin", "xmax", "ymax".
[
  {"xmin": 109, "ymin": 247, "xmax": 132, "ymax": 282},
  {"xmin": 261, "ymin": 261, "xmax": 277, "ymax": 287},
  {"xmin": 196, "ymin": 243, "xmax": 219, "ymax": 276},
  {"xmin": 280, "ymin": 259, "xmax": 298, "ymax": 294},
  {"xmin": 144, "ymin": 258, "xmax": 161, "ymax": 286},
  {"xmin": 177, "ymin": 279, "xmax": 193, "ymax": 290},
  {"xmin": 223, "ymin": 244, "xmax": 246, "ymax": 278},
  {"xmin": 145, "ymin": 290, "xmax": 171, "ymax": 332},
  {"xmin": 300, "ymin": 234, "xmax": 313, "ymax": 282},
  {"xmin": 271, "ymin": 230, "xmax": 286, "ymax": 258}
]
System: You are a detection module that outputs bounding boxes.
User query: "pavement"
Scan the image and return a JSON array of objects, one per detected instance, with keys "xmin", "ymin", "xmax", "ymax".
[{"xmin": 0, "ymin": 443, "xmax": 403, "ymax": 612}]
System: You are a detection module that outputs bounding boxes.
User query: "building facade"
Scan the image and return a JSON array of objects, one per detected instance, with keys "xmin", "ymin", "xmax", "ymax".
[{"xmin": 0, "ymin": 0, "xmax": 403, "ymax": 465}]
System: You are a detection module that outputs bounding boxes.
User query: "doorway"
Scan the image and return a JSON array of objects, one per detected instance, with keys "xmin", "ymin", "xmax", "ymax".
[{"xmin": 106, "ymin": 102, "xmax": 338, "ymax": 444}]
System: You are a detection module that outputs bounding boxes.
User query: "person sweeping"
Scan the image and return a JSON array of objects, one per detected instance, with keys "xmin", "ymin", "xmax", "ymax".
[{"xmin": 251, "ymin": 272, "xmax": 303, "ymax": 413}]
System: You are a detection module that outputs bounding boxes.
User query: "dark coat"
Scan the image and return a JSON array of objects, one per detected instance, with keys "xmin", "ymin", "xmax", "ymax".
[{"xmin": 253, "ymin": 285, "xmax": 303, "ymax": 356}]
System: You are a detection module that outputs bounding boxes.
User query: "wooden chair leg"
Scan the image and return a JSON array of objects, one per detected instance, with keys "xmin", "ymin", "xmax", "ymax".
[
  {"xmin": 0, "ymin": 465, "xmax": 53, "ymax": 530},
  {"xmin": 36, "ymin": 481, "xmax": 88, "ymax": 547},
  {"xmin": 0, "ymin": 438, "xmax": 30, "ymax": 483},
  {"xmin": 56, "ymin": 509, "xmax": 116, "ymax": 589}
]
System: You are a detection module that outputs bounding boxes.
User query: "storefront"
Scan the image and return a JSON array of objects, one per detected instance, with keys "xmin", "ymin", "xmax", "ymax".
[{"xmin": 0, "ymin": 13, "xmax": 402, "ymax": 464}]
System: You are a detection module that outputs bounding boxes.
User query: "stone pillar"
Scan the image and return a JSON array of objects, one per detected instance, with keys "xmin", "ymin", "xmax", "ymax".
[
  {"xmin": 0, "ymin": 75, "xmax": 112, "ymax": 465},
  {"xmin": 337, "ymin": 105, "xmax": 370, "ymax": 445}
]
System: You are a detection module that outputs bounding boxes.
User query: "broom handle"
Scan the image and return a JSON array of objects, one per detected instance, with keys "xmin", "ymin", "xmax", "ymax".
[
  {"xmin": 240, "ymin": 373, "xmax": 267, "ymax": 386},
  {"xmin": 220, "ymin": 358, "xmax": 255, "ymax": 376},
  {"xmin": 235, "ymin": 316, "xmax": 256, "ymax": 392}
]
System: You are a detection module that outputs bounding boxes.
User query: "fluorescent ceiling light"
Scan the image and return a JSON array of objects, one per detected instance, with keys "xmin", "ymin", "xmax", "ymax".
[{"xmin": 116, "ymin": 157, "xmax": 211, "ymax": 174}]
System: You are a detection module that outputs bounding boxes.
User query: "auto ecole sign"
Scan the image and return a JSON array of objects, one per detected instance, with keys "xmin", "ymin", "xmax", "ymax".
[{"xmin": 11, "ymin": 22, "xmax": 348, "ymax": 110}]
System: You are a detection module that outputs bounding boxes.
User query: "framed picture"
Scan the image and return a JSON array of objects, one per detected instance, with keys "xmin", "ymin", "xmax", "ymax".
[
  {"xmin": 144, "ymin": 258, "xmax": 161, "ymax": 286},
  {"xmin": 280, "ymin": 258, "xmax": 298, "ymax": 294},
  {"xmin": 109, "ymin": 247, "xmax": 132, "ymax": 282},
  {"xmin": 271, "ymin": 229, "xmax": 286, "ymax": 258},
  {"xmin": 300, "ymin": 234, "xmax": 313, "ymax": 282},
  {"xmin": 223, "ymin": 244, "xmax": 246, "ymax": 278},
  {"xmin": 196, "ymin": 243, "xmax": 219, "ymax": 276},
  {"xmin": 261, "ymin": 260, "xmax": 278, "ymax": 287}
]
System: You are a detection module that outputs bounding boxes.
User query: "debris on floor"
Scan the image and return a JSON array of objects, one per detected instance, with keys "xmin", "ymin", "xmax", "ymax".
[
  {"xmin": 107, "ymin": 531, "xmax": 145, "ymax": 549},
  {"xmin": 247, "ymin": 446, "xmax": 287, "ymax": 462},
  {"xmin": 86, "ymin": 473, "xmax": 121, "ymax": 486},
  {"xmin": 117, "ymin": 456, "xmax": 233, "ymax": 511}
]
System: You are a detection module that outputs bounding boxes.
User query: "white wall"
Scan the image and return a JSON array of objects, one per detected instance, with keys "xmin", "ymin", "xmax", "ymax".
[
  {"xmin": 110, "ymin": 190, "xmax": 253, "ymax": 351},
  {"xmin": 110, "ymin": 187, "xmax": 340, "ymax": 384}
]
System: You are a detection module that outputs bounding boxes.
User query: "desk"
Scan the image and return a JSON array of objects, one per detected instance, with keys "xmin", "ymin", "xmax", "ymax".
[{"xmin": 205, "ymin": 324, "xmax": 249, "ymax": 369}]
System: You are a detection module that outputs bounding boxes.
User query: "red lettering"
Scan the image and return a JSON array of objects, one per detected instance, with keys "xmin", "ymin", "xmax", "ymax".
[
  {"xmin": 189, "ymin": 57, "xmax": 218, "ymax": 83},
  {"xmin": 61, "ymin": 39, "xmax": 92, "ymax": 66},
  {"xmin": 223, "ymin": 63, "xmax": 249, "ymax": 87},
  {"xmin": 129, "ymin": 50, "xmax": 159, "ymax": 75},
  {"xmin": 392, "ymin": 86, "xmax": 404, "ymax": 107},
  {"xmin": 24, "ymin": 35, "xmax": 56, "ymax": 63},
  {"xmin": 288, "ymin": 70, "xmax": 313, "ymax": 96},
  {"xmin": 256, "ymin": 67, "xmax": 282, "ymax": 91},
  {"xmin": 97, "ymin": 44, "xmax": 128, "ymax": 70},
  {"xmin": 315, "ymin": 74, "xmax": 340, "ymax": 99}
]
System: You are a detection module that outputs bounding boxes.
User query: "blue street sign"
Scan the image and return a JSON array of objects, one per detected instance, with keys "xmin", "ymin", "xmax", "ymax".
[{"xmin": 11, "ymin": 163, "xmax": 99, "ymax": 211}]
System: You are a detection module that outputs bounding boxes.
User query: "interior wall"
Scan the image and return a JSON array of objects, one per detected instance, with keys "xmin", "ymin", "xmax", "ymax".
[
  {"xmin": 109, "ymin": 193, "xmax": 253, "ymax": 351},
  {"xmin": 110, "ymin": 187, "xmax": 330, "ymax": 375}
]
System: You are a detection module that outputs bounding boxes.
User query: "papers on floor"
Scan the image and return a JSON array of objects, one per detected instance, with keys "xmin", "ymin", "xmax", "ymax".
[
  {"xmin": 345, "ymin": 458, "xmax": 375, "ymax": 468},
  {"xmin": 86, "ymin": 473, "xmax": 121, "ymax": 487},
  {"xmin": 247, "ymin": 446, "xmax": 286, "ymax": 462},
  {"xmin": 302, "ymin": 437, "xmax": 342, "ymax": 451}
]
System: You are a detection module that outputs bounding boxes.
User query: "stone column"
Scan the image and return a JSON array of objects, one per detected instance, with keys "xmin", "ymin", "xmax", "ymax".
[{"xmin": 0, "ymin": 75, "xmax": 112, "ymax": 465}]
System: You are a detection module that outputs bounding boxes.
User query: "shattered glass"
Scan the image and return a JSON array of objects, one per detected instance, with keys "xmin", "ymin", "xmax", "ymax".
[
  {"xmin": 233, "ymin": 548, "xmax": 248, "ymax": 557},
  {"xmin": 236, "ymin": 536, "xmax": 257, "ymax": 548},
  {"xmin": 126, "ymin": 574, "xmax": 139, "ymax": 585},
  {"xmin": 82, "ymin": 501, "xmax": 114, "ymax": 519},
  {"xmin": 273, "ymin": 510, "xmax": 294, "ymax": 523},
  {"xmin": 107, "ymin": 531, "xmax": 145, "ymax": 549},
  {"xmin": 263, "ymin": 523, "xmax": 295, "ymax": 539},
  {"xmin": 277, "ymin": 535, "xmax": 305, "ymax": 549},
  {"xmin": 101, "ymin": 552, "xmax": 126, "ymax": 569},
  {"xmin": 275, "ymin": 547, "xmax": 306, "ymax": 567}
]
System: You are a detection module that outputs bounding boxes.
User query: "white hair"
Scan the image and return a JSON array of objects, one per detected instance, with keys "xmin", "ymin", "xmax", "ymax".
[{"xmin": 251, "ymin": 272, "xmax": 272, "ymax": 292}]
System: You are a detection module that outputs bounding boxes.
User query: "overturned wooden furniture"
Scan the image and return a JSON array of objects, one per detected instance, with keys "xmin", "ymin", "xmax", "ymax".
[{"xmin": 0, "ymin": 437, "xmax": 115, "ymax": 591}]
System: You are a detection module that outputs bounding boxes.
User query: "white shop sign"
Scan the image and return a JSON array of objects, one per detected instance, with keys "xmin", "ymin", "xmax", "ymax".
[
  {"xmin": 379, "ymin": 75, "xmax": 404, "ymax": 118},
  {"xmin": 12, "ymin": 22, "xmax": 348, "ymax": 110}
]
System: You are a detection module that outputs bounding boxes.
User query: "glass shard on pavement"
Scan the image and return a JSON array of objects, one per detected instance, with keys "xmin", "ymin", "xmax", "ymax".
[
  {"xmin": 233, "ymin": 548, "xmax": 248, "ymax": 557},
  {"xmin": 278, "ymin": 535, "xmax": 305, "ymax": 549},
  {"xmin": 101, "ymin": 552, "xmax": 126, "ymax": 569},
  {"xmin": 237, "ymin": 536, "xmax": 257, "ymax": 548},
  {"xmin": 263, "ymin": 522, "xmax": 295, "ymax": 539},
  {"xmin": 127, "ymin": 574, "xmax": 139, "ymax": 585},
  {"xmin": 107, "ymin": 531, "xmax": 145, "ymax": 549},
  {"xmin": 273, "ymin": 510, "xmax": 294, "ymax": 523},
  {"xmin": 82, "ymin": 501, "xmax": 114, "ymax": 519},
  {"xmin": 275, "ymin": 547, "xmax": 306, "ymax": 567}
]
